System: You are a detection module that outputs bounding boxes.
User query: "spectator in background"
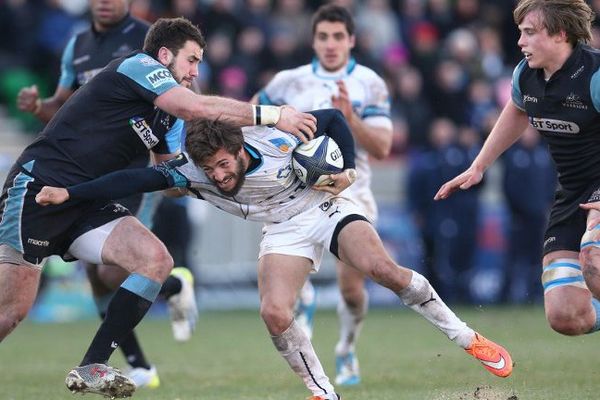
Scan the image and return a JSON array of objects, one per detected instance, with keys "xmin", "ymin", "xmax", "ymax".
[
  {"xmin": 271, "ymin": 0, "xmax": 312, "ymax": 48},
  {"xmin": 408, "ymin": 118, "xmax": 481, "ymax": 304},
  {"xmin": 355, "ymin": 0, "xmax": 400, "ymax": 60},
  {"xmin": 165, "ymin": 0, "xmax": 204, "ymax": 28},
  {"xmin": 431, "ymin": 59, "xmax": 469, "ymax": 125},
  {"xmin": 231, "ymin": 25, "xmax": 270, "ymax": 98},
  {"xmin": 205, "ymin": 32, "xmax": 234, "ymax": 94},
  {"xmin": 501, "ymin": 126, "xmax": 556, "ymax": 304},
  {"xmin": 406, "ymin": 21, "xmax": 440, "ymax": 99},
  {"xmin": 242, "ymin": 0, "xmax": 273, "ymax": 38},
  {"xmin": 203, "ymin": 0, "xmax": 241, "ymax": 40},
  {"xmin": 391, "ymin": 65, "xmax": 433, "ymax": 150}
]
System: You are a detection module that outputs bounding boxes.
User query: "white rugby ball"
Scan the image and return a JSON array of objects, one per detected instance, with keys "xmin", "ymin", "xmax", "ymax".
[{"xmin": 292, "ymin": 136, "xmax": 344, "ymax": 186}]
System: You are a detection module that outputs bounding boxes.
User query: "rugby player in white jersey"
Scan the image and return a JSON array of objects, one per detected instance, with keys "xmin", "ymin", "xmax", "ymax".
[
  {"xmin": 37, "ymin": 109, "xmax": 513, "ymax": 400},
  {"xmin": 251, "ymin": 4, "xmax": 392, "ymax": 385}
]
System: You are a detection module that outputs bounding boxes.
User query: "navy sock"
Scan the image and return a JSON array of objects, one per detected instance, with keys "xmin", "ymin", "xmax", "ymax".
[
  {"xmin": 81, "ymin": 274, "xmax": 160, "ymax": 365},
  {"xmin": 97, "ymin": 298, "xmax": 151, "ymax": 369}
]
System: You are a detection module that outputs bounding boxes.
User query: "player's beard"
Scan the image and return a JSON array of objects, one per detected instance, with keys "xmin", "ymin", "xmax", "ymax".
[
  {"xmin": 214, "ymin": 155, "xmax": 246, "ymax": 197},
  {"xmin": 166, "ymin": 61, "xmax": 191, "ymax": 88}
]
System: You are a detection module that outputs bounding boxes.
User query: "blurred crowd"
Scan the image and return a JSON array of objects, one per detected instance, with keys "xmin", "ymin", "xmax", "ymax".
[
  {"xmin": 0, "ymin": 0, "xmax": 533, "ymax": 142},
  {"xmin": 3, "ymin": 0, "xmax": 600, "ymax": 305},
  {"xmin": 4, "ymin": 0, "xmax": 600, "ymax": 145}
]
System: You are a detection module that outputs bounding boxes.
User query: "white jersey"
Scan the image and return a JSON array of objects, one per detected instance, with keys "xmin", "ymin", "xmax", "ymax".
[
  {"xmin": 257, "ymin": 58, "xmax": 392, "ymax": 221},
  {"xmin": 175, "ymin": 126, "xmax": 331, "ymax": 223}
]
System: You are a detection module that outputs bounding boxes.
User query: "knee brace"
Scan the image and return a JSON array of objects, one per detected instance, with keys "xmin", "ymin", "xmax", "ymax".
[{"xmin": 542, "ymin": 258, "xmax": 587, "ymax": 294}]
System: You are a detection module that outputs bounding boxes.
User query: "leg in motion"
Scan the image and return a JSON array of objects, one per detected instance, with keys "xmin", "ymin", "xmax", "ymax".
[
  {"xmin": 65, "ymin": 217, "xmax": 173, "ymax": 397},
  {"xmin": 334, "ymin": 261, "xmax": 367, "ymax": 386},
  {"xmin": 336, "ymin": 219, "xmax": 513, "ymax": 378},
  {"xmin": 258, "ymin": 253, "xmax": 339, "ymax": 399}
]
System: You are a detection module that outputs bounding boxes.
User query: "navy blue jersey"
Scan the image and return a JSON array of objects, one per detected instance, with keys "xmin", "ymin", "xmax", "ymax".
[
  {"xmin": 17, "ymin": 52, "xmax": 182, "ymax": 187},
  {"xmin": 512, "ymin": 43, "xmax": 600, "ymax": 193},
  {"xmin": 58, "ymin": 14, "xmax": 149, "ymax": 91}
]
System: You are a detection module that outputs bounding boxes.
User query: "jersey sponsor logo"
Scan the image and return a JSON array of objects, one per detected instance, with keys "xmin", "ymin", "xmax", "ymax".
[
  {"xmin": 146, "ymin": 68, "xmax": 173, "ymax": 88},
  {"xmin": 139, "ymin": 56, "xmax": 160, "ymax": 67},
  {"xmin": 571, "ymin": 65, "xmax": 584, "ymax": 79},
  {"xmin": 129, "ymin": 117, "xmax": 160, "ymax": 149},
  {"xmin": 27, "ymin": 238, "xmax": 50, "ymax": 247},
  {"xmin": 530, "ymin": 117, "xmax": 579, "ymax": 134},
  {"xmin": 562, "ymin": 93, "xmax": 588, "ymax": 110},
  {"xmin": 268, "ymin": 137, "xmax": 293, "ymax": 152},
  {"xmin": 523, "ymin": 94, "xmax": 538, "ymax": 103}
]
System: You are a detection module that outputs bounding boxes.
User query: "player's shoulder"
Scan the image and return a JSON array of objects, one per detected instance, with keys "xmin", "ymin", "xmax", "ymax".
[
  {"xmin": 351, "ymin": 62, "xmax": 385, "ymax": 83},
  {"xmin": 579, "ymin": 44, "xmax": 600, "ymax": 71},
  {"xmin": 243, "ymin": 126, "xmax": 298, "ymax": 153},
  {"xmin": 116, "ymin": 52, "xmax": 163, "ymax": 72}
]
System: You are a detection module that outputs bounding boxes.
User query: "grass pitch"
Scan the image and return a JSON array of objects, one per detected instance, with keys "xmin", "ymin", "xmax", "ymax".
[{"xmin": 1, "ymin": 306, "xmax": 598, "ymax": 399}]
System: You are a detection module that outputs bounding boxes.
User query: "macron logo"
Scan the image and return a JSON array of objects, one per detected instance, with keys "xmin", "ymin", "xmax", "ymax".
[{"xmin": 146, "ymin": 69, "xmax": 173, "ymax": 88}]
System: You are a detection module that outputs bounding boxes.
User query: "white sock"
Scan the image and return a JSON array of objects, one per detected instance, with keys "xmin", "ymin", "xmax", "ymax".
[
  {"xmin": 299, "ymin": 280, "xmax": 316, "ymax": 305},
  {"xmin": 271, "ymin": 320, "xmax": 336, "ymax": 396},
  {"xmin": 397, "ymin": 271, "xmax": 475, "ymax": 349},
  {"xmin": 335, "ymin": 289, "xmax": 368, "ymax": 356}
]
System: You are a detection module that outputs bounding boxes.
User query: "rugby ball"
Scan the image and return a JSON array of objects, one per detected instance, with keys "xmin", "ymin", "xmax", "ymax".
[{"xmin": 292, "ymin": 136, "xmax": 344, "ymax": 186}]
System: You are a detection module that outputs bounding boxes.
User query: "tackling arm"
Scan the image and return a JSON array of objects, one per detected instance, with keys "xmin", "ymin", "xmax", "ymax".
[
  {"xmin": 154, "ymin": 87, "xmax": 316, "ymax": 143},
  {"xmin": 35, "ymin": 154, "xmax": 193, "ymax": 206}
]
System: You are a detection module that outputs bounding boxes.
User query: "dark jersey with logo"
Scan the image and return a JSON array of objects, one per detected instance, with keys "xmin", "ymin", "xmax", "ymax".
[
  {"xmin": 58, "ymin": 14, "xmax": 149, "ymax": 90},
  {"xmin": 512, "ymin": 43, "xmax": 600, "ymax": 194},
  {"xmin": 16, "ymin": 52, "xmax": 182, "ymax": 187}
]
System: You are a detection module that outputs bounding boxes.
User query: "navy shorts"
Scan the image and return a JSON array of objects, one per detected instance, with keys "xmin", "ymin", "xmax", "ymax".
[
  {"xmin": 0, "ymin": 164, "xmax": 131, "ymax": 264},
  {"xmin": 543, "ymin": 181, "xmax": 600, "ymax": 255}
]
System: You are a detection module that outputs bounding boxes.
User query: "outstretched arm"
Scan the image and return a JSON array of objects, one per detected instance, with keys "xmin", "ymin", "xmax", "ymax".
[
  {"xmin": 434, "ymin": 100, "xmax": 529, "ymax": 200},
  {"xmin": 155, "ymin": 87, "xmax": 316, "ymax": 143},
  {"xmin": 36, "ymin": 167, "xmax": 171, "ymax": 206}
]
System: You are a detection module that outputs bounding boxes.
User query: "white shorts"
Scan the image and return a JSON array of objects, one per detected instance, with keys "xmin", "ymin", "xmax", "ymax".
[
  {"xmin": 65, "ymin": 217, "xmax": 125, "ymax": 264},
  {"xmin": 345, "ymin": 186, "xmax": 378, "ymax": 223},
  {"xmin": 258, "ymin": 196, "xmax": 367, "ymax": 271}
]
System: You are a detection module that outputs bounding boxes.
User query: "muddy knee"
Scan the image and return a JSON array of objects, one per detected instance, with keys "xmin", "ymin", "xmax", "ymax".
[{"xmin": 260, "ymin": 301, "xmax": 293, "ymax": 335}]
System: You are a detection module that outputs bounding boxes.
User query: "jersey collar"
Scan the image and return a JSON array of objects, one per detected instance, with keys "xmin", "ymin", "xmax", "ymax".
[
  {"xmin": 243, "ymin": 142, "xmax": 263, "ymax": 174},
  {"xmin": 311, "ymin": 57, "xmax": 356, "ymax": 79},
  {"xmin": 542, "ymin": 42, "xmax": 583, "ymax": 82}
]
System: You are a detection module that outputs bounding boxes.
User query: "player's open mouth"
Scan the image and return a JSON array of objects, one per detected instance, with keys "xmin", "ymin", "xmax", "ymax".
[
  {"xmin": 219, "ymin": 176, "xmax": 233, "ymax": 186},
  {"xmin": 523, "ymin": 52, "xmax": 532, "ymax": 60}
]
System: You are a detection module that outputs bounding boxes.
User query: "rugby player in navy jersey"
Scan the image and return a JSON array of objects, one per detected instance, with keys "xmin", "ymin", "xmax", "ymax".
[
  {"xmin": 436, "ymin": 0, "xmax": 600, "ymax": 341},
  {"xmin": 37, "ymin": 109, "xmax": 513, "ymax": 399},
  {"xmin": 0, "ymin": 17, "xmax": 316, "ymax": 398},
  {"xmin": 16, "ymin": 0, "xmax": 183, "ymax": 389}
]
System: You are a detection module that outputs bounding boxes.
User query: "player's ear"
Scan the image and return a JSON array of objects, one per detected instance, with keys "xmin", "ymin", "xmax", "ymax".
[
  {"xmin": 349, "ymin": 34, "xmax": 356, "ymax": 50},
  {"xmin": 157, "ymin": 47, "xmax": 174, "ymax": 65}
]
